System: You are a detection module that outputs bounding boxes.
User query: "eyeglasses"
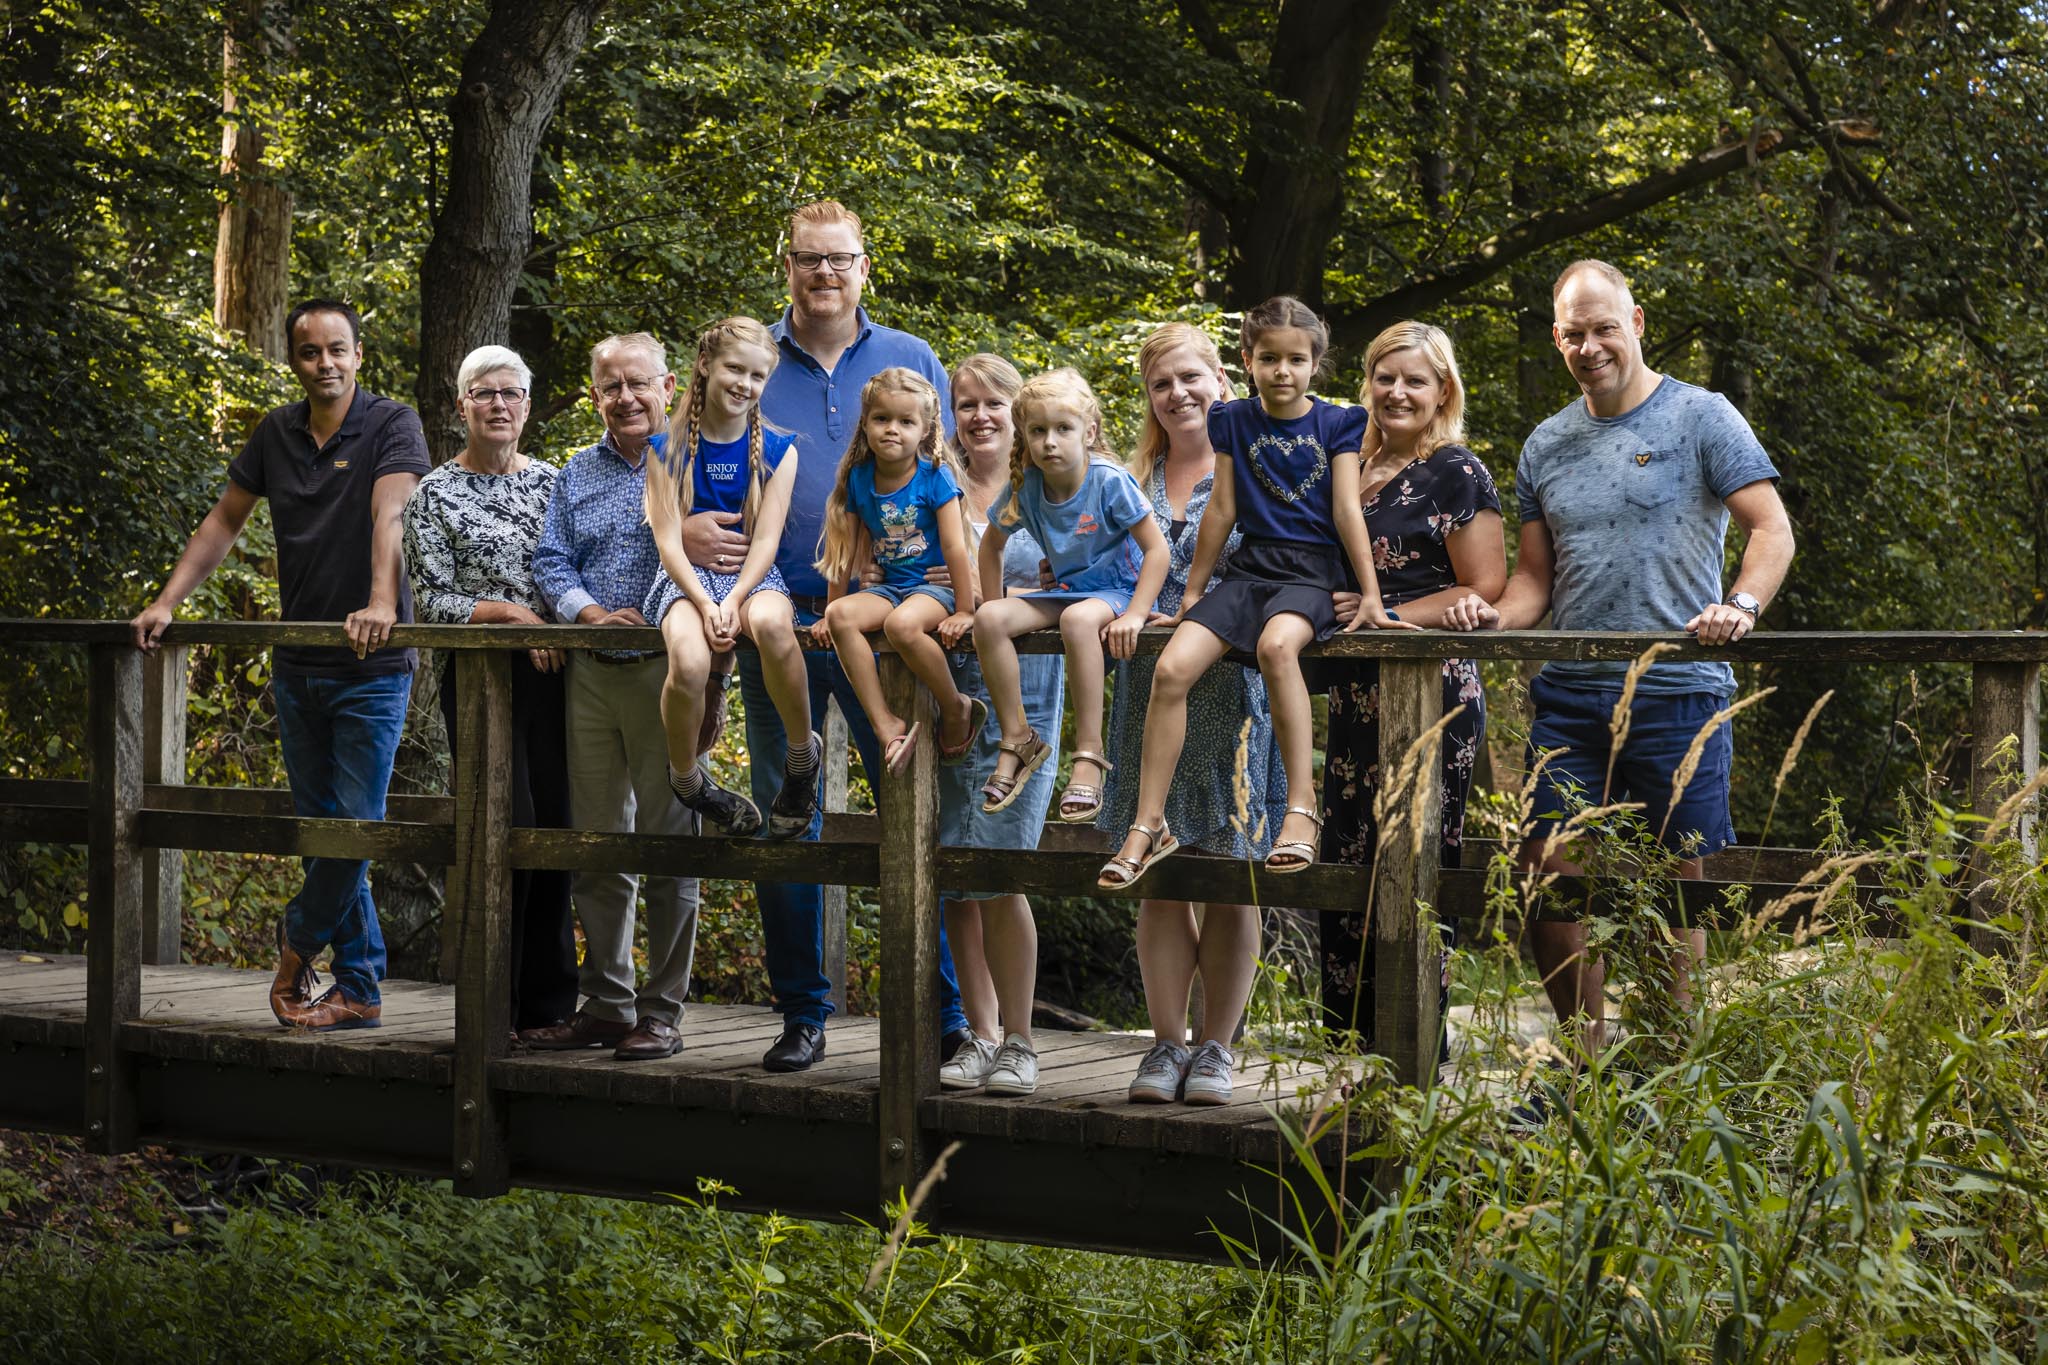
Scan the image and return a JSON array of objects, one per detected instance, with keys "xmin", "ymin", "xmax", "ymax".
[
  {"xmin": 787, "ymin": 251, "xmax": 865, "ymax": 273},
  {"xmin": 596, "ymin": 376, "xmax": 664, "ymax": 400},
  {"xmin": 465, "ymin": 386, "xmax": 529, "ymax": 406}
]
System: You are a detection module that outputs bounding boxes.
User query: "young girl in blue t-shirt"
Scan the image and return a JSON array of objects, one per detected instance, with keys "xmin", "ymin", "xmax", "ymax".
[
  {"xmin": 1099, "ymin": 297, "xmax": 1411, "ymax": 889},
  {"xmin": 645, "ymin": 317, "xmax": 819, "ymax": 839},
  {"xmin": 974, "ymin": 368, "xmax": 1168, "ymax": 819},
  {"xmin": 814, "ymin": 367, "xmax": 980, "ymax": 777}
]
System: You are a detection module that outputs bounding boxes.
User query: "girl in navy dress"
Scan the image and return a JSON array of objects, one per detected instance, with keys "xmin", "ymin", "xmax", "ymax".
[
  {"xmin": 1100, "ymin": 296, "xmax": 1410, "ymax": 890},
  {"xmin": 972, "ymin": 369, "xmax": 1169, "ymax": 819},
  {"xmin": 645, "ymin": 317, "xmax": 815, "ymax": 837},
  {"xmin": 814, "ymin": 367, "xmax": 980, "ymax": 777}
]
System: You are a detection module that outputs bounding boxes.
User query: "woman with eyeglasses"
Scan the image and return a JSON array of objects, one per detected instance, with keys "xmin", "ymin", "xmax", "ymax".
[{"xmin": 403, "ymin": 344, "xmax": 577, "ymax": 1042}]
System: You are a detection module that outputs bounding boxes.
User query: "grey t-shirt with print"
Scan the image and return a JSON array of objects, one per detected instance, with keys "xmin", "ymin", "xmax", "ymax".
[{"xmin": 1515, "ymin": 376, "xmax": 1779, "ymax": 697}]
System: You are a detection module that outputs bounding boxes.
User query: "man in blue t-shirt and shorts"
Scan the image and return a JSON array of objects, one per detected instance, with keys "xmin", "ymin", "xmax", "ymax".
[{"xmin": 1446, "ymin": 258, "xmax": 1795, "ymax": 1065}]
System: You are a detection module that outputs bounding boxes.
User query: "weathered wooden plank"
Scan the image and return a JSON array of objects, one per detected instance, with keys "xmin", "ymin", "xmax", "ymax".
[
  {"xmin": 134, "ymin": 810, "xmax": 452, "ymax": 863},
  {"xmin": 141, "ymin": 645, "xmax": 188, "ymax": 966},
  {"xmin": 822, "ymin": 697, "xmax": 852, "ymax": 1013},
  {"xmin": 876, "ymin": 656, "xmax": 941, "ymax": 1205},
  {"xmin": 85, "ymin": 643, "xmax": 145, "ymax": 1154},
  {"xmin": 507, "ymin": 827, "xmax": 878, "ymax": 884},
  {"xmin": 0, "ymin": 805, "xmax": 88, "ymax": 843},
  {"xmin": 1967, "ymin": 662, "xmax": 2042, "ymax": 956},
  {"xmin": 450, "ymin": 651, "xmax": 514, "ymax": 1196},
  {"xmin": 1373, "ymin": 659, "xmax": 1444, "ymax": 1091}
]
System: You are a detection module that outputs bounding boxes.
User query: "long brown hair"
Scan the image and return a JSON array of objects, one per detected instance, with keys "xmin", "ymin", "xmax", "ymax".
[
  {"xmin": 815, "ymin": 367, "xmax": 960, "ymax": 582},
  {"xmin": 1129, "ymin": 323, "xmax": 1232, "ymax": 485},
  {"xmin": 1000, "ymin": 368, "xmax": 1119, "ymax": 529},
  {"xmin": 646, "ymin": 317, "xmax": 780, "ymax": 531}
]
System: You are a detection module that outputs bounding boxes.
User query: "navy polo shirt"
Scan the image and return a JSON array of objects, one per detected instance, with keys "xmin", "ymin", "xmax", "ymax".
[
  {"xmin": 226, "ymin": 385, "xmax": 432, "ymax": 677},
  {"xmin": 762, "ymin": 308, "xmax": 952, "ymax": 598}
]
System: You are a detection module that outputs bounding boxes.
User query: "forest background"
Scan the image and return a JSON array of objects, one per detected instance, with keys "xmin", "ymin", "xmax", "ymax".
[{"xmin": 3, "ymin": 0, "xmax": 2046, "ymax": 1004}]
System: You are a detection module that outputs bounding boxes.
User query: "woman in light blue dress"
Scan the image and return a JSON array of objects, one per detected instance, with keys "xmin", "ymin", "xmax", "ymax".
[{"xmin": 1097, "ymin": 323, "xmax": 1288, "ymax": 1107}]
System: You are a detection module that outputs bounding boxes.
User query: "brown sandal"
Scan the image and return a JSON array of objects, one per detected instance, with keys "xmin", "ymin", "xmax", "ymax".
[
  {"xmin": 1056, "ymin": 751, "xmax": 1113, "ymax": 823},
  {"xmin": 1097, "ymin": 821, "xmax": 1179, "ymax": 890},
  {"xmin": 979, "ymin": 731, "xmax": 1051, "ymax": 813}
]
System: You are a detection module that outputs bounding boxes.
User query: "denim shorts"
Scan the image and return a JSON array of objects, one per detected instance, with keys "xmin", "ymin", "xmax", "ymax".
[
  {"xmin": 1524, "ymin": 673, "xmax": 1736, "ymax": 856},
  {"xmin": 859, "ymin": 581, "xmax": 955, "ymax": 611}
]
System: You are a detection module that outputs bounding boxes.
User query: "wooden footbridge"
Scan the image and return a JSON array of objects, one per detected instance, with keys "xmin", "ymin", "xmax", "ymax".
[{"xmin": 0, "ymin": 622, "xmax": 2037, "ymax": 1262}]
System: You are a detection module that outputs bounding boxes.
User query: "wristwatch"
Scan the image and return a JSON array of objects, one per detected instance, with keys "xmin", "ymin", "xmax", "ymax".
[{"xmin": 1725, "ymin": 590, "xmax": 1760, "ymax": 617}]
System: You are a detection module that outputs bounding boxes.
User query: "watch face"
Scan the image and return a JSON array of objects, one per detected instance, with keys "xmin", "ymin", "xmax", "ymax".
[{"xmin": 1729, "ymin": 592, "xmax": 1759, "ymax": 613}]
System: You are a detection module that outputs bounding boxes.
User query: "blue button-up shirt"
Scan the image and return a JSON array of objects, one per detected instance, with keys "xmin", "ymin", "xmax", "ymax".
[
  {"xmin": 763, "ymin": 308, "xmax": 953, "ymax": 598},
  {"xmin": 532, "ymin": 430, "xmax": 668, "ymax": 629}
]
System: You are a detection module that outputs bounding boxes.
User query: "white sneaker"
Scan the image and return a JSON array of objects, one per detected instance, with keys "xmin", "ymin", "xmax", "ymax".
[
  {"xmin": 983, "ymin": 1034, "xmax": 1039, "ymax": 1096},
  {"xmin": 1128, "ymin": 1039, "xmax": 1192, "ymax": 1104},
  {"xmin": 938, "ymin": 1035, "xmax": 999, "ymax": 1090},
  {"xmin": 1182, "ymin": 1040, "xmax": 1235, "ymax": 1106}
]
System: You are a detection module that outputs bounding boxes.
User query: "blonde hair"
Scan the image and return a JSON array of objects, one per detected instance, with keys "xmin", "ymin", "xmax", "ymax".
[
  {"xmin": 1356, "ymin": 320, "xmax": 1467, "ymax": 462},
  {"xmin": 946, "ymin": 353, "xmax": 1024, "ymax": 467},
  {"xmin": 1129, "ymin": 323, "xmax": 1231, "ymax": 485},
  {"xmin": 646, "ymin": 317, "xmax": 780, "ymax": 532},
  {"xmin": 815, "ymin": 368, "xmax": 958, "ymax": 583},
  {"xmin": 1000, "ymin": 368, "xmax": 1119, "ymax": 529},
  {"xmin": 788, "ymin": 199, "xmax": 865, "ymax": 248}
]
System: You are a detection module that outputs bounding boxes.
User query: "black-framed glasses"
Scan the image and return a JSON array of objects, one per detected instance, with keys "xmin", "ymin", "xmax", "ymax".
[
  {"xmin": 787, "ymin": 251, "xmax": 865, "ymax": 273},
  {"xmin": 596, "ymin": 376, "xmax": 663, "ymax": 400},
  {"xmin": 465, "ymin": 386, "xmax": 529, "ymax": 406}
]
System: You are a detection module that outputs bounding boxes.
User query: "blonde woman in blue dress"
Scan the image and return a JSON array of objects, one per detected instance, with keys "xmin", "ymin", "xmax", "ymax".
[{"xmin": 1097, "ymin": 323, "xmax": 1288, "ymax": 1106}]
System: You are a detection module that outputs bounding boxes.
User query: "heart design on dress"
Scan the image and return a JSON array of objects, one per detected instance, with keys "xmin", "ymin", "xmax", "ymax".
[{"xmin": 1244, "ymin": 432, "xmax": 1329, "ymax": 505}]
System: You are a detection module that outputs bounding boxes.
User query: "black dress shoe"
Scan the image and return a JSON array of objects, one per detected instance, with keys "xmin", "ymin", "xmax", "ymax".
[
  {"xmin": 762, "ymin": 1020, "xmax": 827, "ymax": 1073},
  {"xmin": 940, "ymin": 1026, "xmax": 976, "ymax": 1063}
]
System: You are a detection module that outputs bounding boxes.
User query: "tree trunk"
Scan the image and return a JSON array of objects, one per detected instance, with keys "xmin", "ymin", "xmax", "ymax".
[
  {"xmin": 1222, "ymin": 0, "xmax": 1396, "ymax": 307},
  {"xmin": 1412, "ymin": 31, "xmax": 1451, "ymax": 217},
  {"xmin": 415, "ymin": 0, "xmax": 606, "ymax": 464},
  {"xmin": 213, "ymin": 0, "xmax": 292, "ymax": 364}
]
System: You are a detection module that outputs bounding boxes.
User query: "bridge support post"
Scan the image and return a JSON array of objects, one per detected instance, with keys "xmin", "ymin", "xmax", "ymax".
[
  {"xmin": 822, "ymin": 696, "xmax": 852, "ymax": 1013},
  {"xmin": 450, "ymin": 649, "xmax": 514, "ymax": 1196},
  {"xmin": 142, "ymin": 644, "xmax": 188, "ymax": 965},
  {"xmin": 876, "ymin": 655, "xmax": 940, "ymax": 1208},
  {"xmin": 1372, "ymin": 659, "xmax": 1445, "ymax": 1091},
  {"xmin": 86, "ymin": 643, "xmax": 144, "ymax": 1153},
  {"xmin": 1967, "ymin": 662, "xmax": 2040, "ymax": 956}
]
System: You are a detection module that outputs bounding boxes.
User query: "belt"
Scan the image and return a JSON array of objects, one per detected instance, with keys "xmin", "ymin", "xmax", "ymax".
[
  {"xmin": 789, "ymin": 593, "xmax": 831, "ymax": 617},
  {"xmin": 585, "ymin": 650, "xmax": 657, "ymax": 666}
]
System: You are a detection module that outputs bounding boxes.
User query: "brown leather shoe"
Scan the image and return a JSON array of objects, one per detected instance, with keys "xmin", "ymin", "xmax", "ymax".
[
  {"xmin": 282, "ymin": 986, "xmax": 380, "ymax": 1031},
  {"xmin": 613, "ymin": 1016, "xmax": 683, "ymax": 1061},
  {"xmin": 268, "ymin": 929, "xmax": 321, "ymax": 1024},
  {"xmin": 519, "ymin": 1011, "xmax": 633, "ymax": 1051}
]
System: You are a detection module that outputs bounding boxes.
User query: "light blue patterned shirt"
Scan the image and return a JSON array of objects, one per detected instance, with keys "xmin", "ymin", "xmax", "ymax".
[{"xmin": 533, "ymin": 430, "xmax": 668, "ymax": 629}]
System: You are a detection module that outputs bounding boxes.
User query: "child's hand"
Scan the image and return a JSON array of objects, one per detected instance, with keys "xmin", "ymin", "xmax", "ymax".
[
  {"xmin": 1343, "ymin": 596, "xmax": 1420, "ymax": 632},
  {"xmin": 1102, "ymin": 610, "xmax": 1147, "ymax": 660},
  {"xmin": 937, "ymin": 610, "xmax": 976, "ymax": 648},
  {"xmin": 703, "ymin": 601, "xmax": 737, "ymax": 648},
  {"xmin": 806, "ymin": 618, "xmax": 836, "ymax": 650}
]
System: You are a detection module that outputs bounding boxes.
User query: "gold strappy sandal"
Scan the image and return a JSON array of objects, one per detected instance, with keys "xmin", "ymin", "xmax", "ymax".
[
  {"xmin": 1264, "ymin": 805, "xmax": 1324, "ymax": 874},
  {"xmin": 1056, "ymin": 751, "xmax": 1113, "ymax": 823},
  {"xmin": 1098, "ymin": 821, "xmax": 1180, "ymax": 890},
  {"xmin": 979, "ymin": 730, "xmax": 1052, "ymax": 814}
]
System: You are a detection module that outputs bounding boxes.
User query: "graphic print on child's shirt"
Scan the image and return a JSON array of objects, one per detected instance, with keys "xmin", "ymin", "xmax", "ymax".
[{"xmin": 875, "ymin": 494, "xmax": 929, "ymax": 568}]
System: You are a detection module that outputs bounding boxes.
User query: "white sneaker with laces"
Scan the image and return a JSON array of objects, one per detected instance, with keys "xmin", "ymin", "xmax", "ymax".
[
  {"xmin": 938, "ymin": 1035, "xmax": 1000, "ymax": 1090},
  {"xmin": 1182, "ymin": 1040, "xmax": 1235, "ymax": 1106},
  {"xmin": 1127, "ymin": 1039, "xmax": 1192, "ymax": 1104},
  {"xmin": 983, "ymin": 1034, "xmax": 1040, "ymax": 1096}
]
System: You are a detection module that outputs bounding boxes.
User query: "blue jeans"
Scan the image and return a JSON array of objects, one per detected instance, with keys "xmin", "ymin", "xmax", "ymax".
[
  {"xmin": 273, "ymin": 670, "xmax": 411, "ymax": 1004},
  {"xmin": 739, "ymin": 614, "xmax": 966, "ymax": 1033}
]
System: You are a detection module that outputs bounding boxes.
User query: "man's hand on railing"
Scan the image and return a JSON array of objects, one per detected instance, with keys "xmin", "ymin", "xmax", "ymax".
[
  {"xmin": 1441, "ymin": 592, "xmax": 1501, "ymax": 632},
  {"xmin": 345, "ymin": 598, "xmax": 399, "ymax": 658},
  {"xmin": 131, "ymin": 602, "xmax": 174, "ymax": 652},
  {"xmin": 1686, "ymin": 600, "xmax": 1756, "ymax": 646},
  {"xmin": 573, "ymin": 605, "xmax": 647, "ymax": 628}
]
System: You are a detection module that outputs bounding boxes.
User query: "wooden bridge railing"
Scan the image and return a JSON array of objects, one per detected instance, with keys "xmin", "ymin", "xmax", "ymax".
[{"xmin": 0, "ymin": 621, "xmax": 2040, "ymax": 1208}]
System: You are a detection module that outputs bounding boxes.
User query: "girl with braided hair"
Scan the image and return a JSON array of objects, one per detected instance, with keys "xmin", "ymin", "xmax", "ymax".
[
  {"xmin": 644, "ymin": 317, "xmax": 818, "ymax": 838},
  {"xmin": 972, "ymin": 368, "xmax": 1168, "ymax": 826}
]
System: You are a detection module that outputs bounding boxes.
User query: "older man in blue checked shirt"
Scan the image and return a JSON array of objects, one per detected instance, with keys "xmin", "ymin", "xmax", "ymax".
[
  {"xmin": 680, "ymin": 200, "xmax": 973, "ymax": 1073},
  {"xmin": 524, "ymin": 331, "xmax": 719, "ymax": 1063}
]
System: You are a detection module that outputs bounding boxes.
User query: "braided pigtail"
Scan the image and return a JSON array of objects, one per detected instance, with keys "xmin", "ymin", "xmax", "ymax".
[{"xmin": 743, "ymin": 406, "xmax": 767, "ymax": 529}]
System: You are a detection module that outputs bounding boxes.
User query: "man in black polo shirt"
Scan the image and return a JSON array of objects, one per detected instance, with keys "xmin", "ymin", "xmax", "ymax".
[{"xmin": 132, "ymin": 299, "xmax": 430, "ymax": 1031}]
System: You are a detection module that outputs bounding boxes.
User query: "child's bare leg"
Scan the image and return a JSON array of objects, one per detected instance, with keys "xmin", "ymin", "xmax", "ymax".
[
  {"xmin": 882, "ymin": 595, "xmax": 965, "ymax": 734},
  {"xmin": 1257, "ymin": 613, "xmax": 1321, "ymax": 851},
  {"xmin": 825, "ymin": 593, "xmax": 908, "ymax": 746},
  {"xmin": 971, "ymin": 596, "xmax": 1062, "ymax": 783},
  {"xmin": 739, "ymin": 592, "xmax": 813, "ymax": 741},
  {"xmin": 1112, "ymin": 622, "xmax": 1231, "ymax": 865},
  {"xmin": 1057, "ymin": 600, "xmax": 1116, "ymax": 813},
  {"xmin": 658, "ymin": 603, "xmax": 714, "ymax": 773}
]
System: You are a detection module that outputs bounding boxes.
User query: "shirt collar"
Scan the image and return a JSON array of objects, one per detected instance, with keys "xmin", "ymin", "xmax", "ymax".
[
  {"xmin": 597, "ymin": 428, "xmax": 662, "ymax": 470},
  {"xmin": 286, "ymin": 384, "xmax": 369, "ymax": 439},
  {"xmin": 770, "ymin": 306, "xmax": 874, "ymax": 367}
]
